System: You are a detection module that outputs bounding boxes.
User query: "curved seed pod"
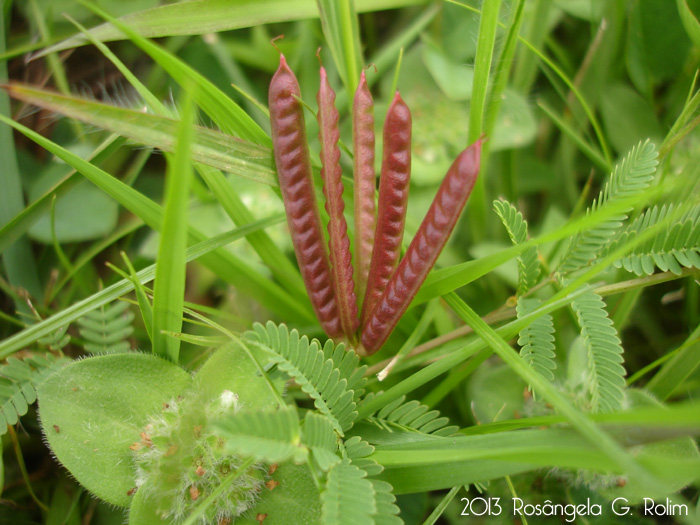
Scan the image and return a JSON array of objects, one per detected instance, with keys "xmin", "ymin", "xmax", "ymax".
[
  {"xmin": 360, "ymin": 91, "xmax": 411, "ymax": 325},
  {"xmin": 317, "ymin": 64, "xmax": 359, "ymax": 340},
  {"xmin": 359, "ymin": 139, "xmax": 482, "ymax": 355},
  {"xmin": 353, "ymin": 70, "xmax": 376, "ymax": 307},
  {"xmin": 269, "ymin": 54, "xmax": 342, "ymax": 338}
]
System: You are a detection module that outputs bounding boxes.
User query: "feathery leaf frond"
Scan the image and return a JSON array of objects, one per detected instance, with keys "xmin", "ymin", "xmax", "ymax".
[
  {"xmin": 606, "ymin": 204, "xmax": 700, "ymax": 275},
  {"xmin": 302, "ymin": 411, "xmax": 340, "ymax": 471},
  {"xmin": 360, "ymin": 394, "xmax": 459, "ymax": 436},
  {"xmin": 493, "ymin": 199, "xmax": 540, "ymax": 295},
  {"xmin": 571, "ymin": 289, "xmax": 626, "ymax": 413},
  {"xmin": 559, "ymin": 140, "xmax": 658, "ymax": 273},
  {"xmin": 340, "ymin": 437, "xmax": 401, "ymax": 523},
  {"xmin": 517, "ymin": 297, "xmax": 557, "ymax": 384},
  {"xmin": 0, "ymin": 354, "xmax": 71, "ymax": 434},
  {"xmin": 322, "ymin": 459, "xmax": 376, "ymax": 525},
  {"xmin": 77, "ymin": 301, "xmax": 133, "ymax": 354},
  {"xmin": 213, "ymin": 405, "xmax": 305, "ymax": 464},
  {"xmin": 245, "ymin": 322, "xmax": 364, "ymax": 435}
]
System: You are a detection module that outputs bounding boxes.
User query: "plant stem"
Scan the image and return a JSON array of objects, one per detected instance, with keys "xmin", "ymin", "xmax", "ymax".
[
  {"xmin": 182, "ymin": 457, "xmax": 256, "ymax": 525},
  {"xmin": 8, "ymin": 426, "xmax": 48, "ymax": 512},
  {"xmin": 422, "ymin": 485, "xmax": 461, "ymax": 525}
]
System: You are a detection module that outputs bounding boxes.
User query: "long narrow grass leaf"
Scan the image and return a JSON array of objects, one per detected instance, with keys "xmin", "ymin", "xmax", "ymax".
[
  {"xmin": 0, "ymin": 215, "xmax": 284, "ymax": 359},
  {"xmin": 151, "ymin": 97, "xmax": 194, "ymax": 361}
]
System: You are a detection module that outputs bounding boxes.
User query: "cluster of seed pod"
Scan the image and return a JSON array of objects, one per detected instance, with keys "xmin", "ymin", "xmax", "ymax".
[{"xmin": 269, "ymin": 53, "xmax": 481, "ymax": 356}]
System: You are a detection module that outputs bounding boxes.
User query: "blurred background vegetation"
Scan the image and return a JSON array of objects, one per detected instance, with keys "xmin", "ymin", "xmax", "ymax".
[{"xmin": 1, "ymin": 0, "xmax": 700, "ymax": 522}]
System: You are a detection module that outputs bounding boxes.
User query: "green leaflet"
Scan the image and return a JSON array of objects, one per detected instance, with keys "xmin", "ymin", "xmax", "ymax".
[
  {"xmin": 571, "ymin": 289, "xmax": 626, "ymax": 413},
  {"xmin": 493, "ymin": 199, "xmax": 540, "ymax": 295},
  {"xmin": 517, "ymin": 297, "xmax": 556, "ymax": 383},
  {"xmin": 76, "ymin": 301, "xmax": 134, "ymax": 354},
  {"xmin": 608, "ymin": 203, "xmax": 700, "ymax": 275},
  {"xmin": 0, "ymin": 354, "xmax": 71, "ymax": 433},
  {"xmin": 322, "ymin": 459, "xmax": 375, "ymax": 525},
  {"xmin": 559, "ymin": 140, "xmax": 659, "ymax": 273},
  {"xmin": 360, "ymin": 394, "xmax": 458, "ymax": 437},
  {"xmin": 244, "ymin": 322, "xmax": 366, "ymax": 435},
  {"xmin": 303, "ymin": 411, "xmax": 340, "ymax": 472},
  {"xmin": 213, "ymin": 405, "xmax": 306, "ymax": 464},
  {"xmin": 321, "ymin": 436, "xmax": 403, "ymax": 524}
]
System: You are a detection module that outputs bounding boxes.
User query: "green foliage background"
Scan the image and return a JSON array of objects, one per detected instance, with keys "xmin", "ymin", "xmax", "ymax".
[{"xmin": 1, "ymin": 0, "xmax": 700, "ymax": 523}]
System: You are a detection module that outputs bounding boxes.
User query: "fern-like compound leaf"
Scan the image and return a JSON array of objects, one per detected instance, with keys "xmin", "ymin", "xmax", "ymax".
[
  {"xmin": 212, "ymin": 405, "xmax": 306, "ymax": 464},
  {"xmin": 559, "ymin": 140, "xmax": 658, "ymax": 273},
  {"xmin": 361, "ymin": 394, "xmax": 459, "ymax": 436},
  {"xmin": 0, "ymin": 354, "xmax": 71, "ymax": 433},
  {"xmin": 77, "ymin": 301, "xmax": 134, "ymax": 354},
  {"xmin": 606, "ymin": 204, "xmax": 700, "ymax": 275},
  {"xmin": 371, "ymin": 479, "xmax": 402, "ymax": 525},
  {"xmin": 322, "ymin": 459, "xmax": 376, "ymax": 525},
  {"xmin": 302, "ymin": 411, "xmax": 340, "ymax": 471},
  {"xmin": 340, "ymin": 437, "xmax": 401, "ymax": 523},
  {"xmin": 493, "ymin": 199, "xmax": 539, "ymax": 295},
  {"xmin": 571, "ymin": 289, "xmax": 626, "ymax": 413},
  {"xmin": 245, "ymin": 322, "xmax": 361, "ymax": 435},
  {"xmin": 37, "ymin": 324, "xmax": 70, "ymax": 350},
  {"xmin": 517, "ymin": 297, "xmax": 556, "ymax": 383}
]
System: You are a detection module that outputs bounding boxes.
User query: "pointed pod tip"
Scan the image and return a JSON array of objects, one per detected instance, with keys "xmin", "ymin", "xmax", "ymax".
[
  {"xmin": 387, "ymin": 90, "xmax": 411, "ymax": 124},
  {"xmin": 453, "ymin": 139, "xmax": 482, "ymax": 182}
]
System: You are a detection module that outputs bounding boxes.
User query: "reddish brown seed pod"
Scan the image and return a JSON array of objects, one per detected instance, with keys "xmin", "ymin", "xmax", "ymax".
[
  {"xmin": 359, "ymin": 139, "xmax": 482, "ymax": 355},
  {"xmin": 317, "ymin": 64, "xmax": 359, "ymax": 340},
  {"xmin": 352, "ymin": 70, "xmax": 376, "ymax": 308},
  {"xmin": 269, "ymin": 54, "xmax": 342, "ymax": 338},
  {"xmin": 360, "ymin": 91, "xmax": 412, "ymax": 325}
]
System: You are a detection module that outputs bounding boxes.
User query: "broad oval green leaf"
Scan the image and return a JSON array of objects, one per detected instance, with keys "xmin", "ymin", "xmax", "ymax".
[{"xmin": 37, "ymin": 353, "xmax": 192, "ymax": 507}]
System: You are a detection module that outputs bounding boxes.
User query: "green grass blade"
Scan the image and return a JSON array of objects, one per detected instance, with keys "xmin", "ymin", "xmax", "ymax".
[
  {"xmin": 466, "ymin": 0, "xmax": 501, "ymax": 240},
  {"xmin": 468, "ymin": 0, "xmax": 500, "ymax": 145},
  {"xmin": 79, "ymin": 1, "xmax": 270, "ymax": 146},
  {"xmin": 646, "ymin": 322, "xmax": 700, "ymax": 400},
  {"xmin": 38, "ymin": 0, "xmax": 428, "ymax": 56},
  {"xmin": 151, "ymin": 97, "xmax": 195, "ymax": 362},
  {"xmin": 413, "ymin": 184, "xmax": 667, "ymax": 306},
  {"xmin": 0, "ymin": 112, "xmax": 310, "ymax": 323},
  {"xmin": 449, "ymin": 0, "xmax": 612, "ymax": 167},
  {"xmin": 0, "ymin": 214, "xmax": 285, "ymax": 359},
  {"xmin": 442, "ymin": 293, "xmax": 663, "ymax": 494},
  {"xmin": 64, "ymin": 14, "xmax": 165, "ymax": 115},
  {"xmin": 119, "ymin": 253, "xmax": 154, "ymax": 343},
  {"xmin": 0, "ymin": 134, "xmax": 125, "ymax": 256},
  {"xmin": 2, "ymin": 84, "xmax": 277, "ymax": 186},
  {"xmin": 357, "ymin": 288, "xmax": 590, "ymax": 421},
  {"xmin": 0, "ymin": 11, "xmax": 41, "ymax": 303},
  {"xmin": 196, "ymin": 165, "xmax": 308, "ymax": 301},
  {"xmin": 372, "ymin": 426, "xmax": 700, "ymax": 494},
  {"xmin": 49, "ymin": 219, "xmax": 144, "ymax": 304},
  {"xmin": 317, "ymin": 0, "xmax": 364, "ymax": 96},
  {"xmin": 538, "ymin": 100, "xmax": 611, "ymax": 172}
]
